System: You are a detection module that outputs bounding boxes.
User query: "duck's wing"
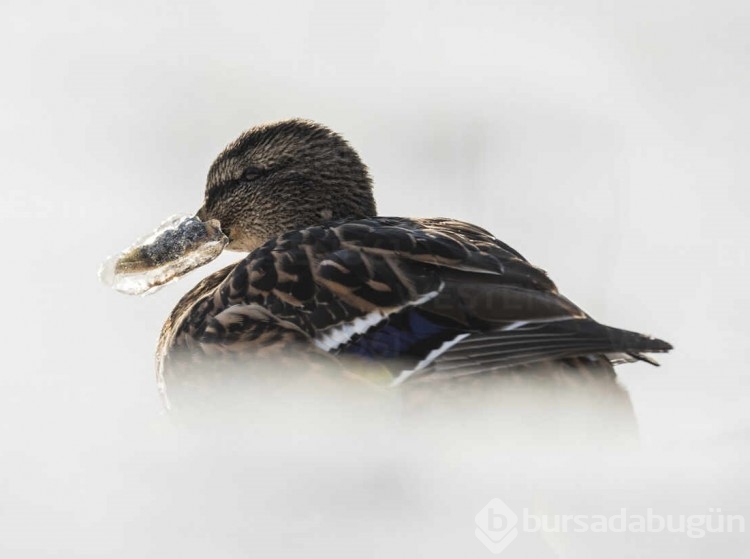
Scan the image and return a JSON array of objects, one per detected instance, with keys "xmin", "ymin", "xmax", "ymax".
[
  {"xmin": 386, "ymin": 261, "xmax": 672, "ymax": 384},
  {"xmin": 163, "ymin": 217, "xmax": 563, "ymax": 338},
  {"xmin": 161, "ymin": 217, "xmax": 670, "ymax": 384},
  {"xmin": 389, "ymin": 315, "xmax": 672, "ymax": 385}
]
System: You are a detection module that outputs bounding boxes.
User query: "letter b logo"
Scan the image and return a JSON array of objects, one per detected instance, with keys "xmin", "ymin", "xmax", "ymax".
[{"xmin": 475, "ymin": 498, "xmax": 519, "ymax": 554}]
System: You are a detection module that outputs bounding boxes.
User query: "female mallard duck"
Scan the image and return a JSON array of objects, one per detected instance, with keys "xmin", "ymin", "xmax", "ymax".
[{"xmin": 142, "ymin": 119, "xmax": 671, "ymax": 411}]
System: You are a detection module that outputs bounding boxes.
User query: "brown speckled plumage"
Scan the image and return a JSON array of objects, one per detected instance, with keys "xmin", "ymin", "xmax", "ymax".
[{"xmin": 154, "ymin": 119, "xmax": 671, "ymax": 412}]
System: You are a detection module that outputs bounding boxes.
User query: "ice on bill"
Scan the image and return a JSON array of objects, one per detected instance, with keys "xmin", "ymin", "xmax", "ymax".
[{"xmin": 99, "ymin": 214, "xmax": 228, "ymax": 295}]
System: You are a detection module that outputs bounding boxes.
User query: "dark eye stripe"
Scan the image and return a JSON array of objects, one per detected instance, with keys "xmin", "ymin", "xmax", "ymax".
[
  {"xmin": 242, "ymin": 167, "xmax": 266, "ymax": 181},
  {"xmin": 207, "ymin": 166, "xmax": 271, "ymax": 203}
]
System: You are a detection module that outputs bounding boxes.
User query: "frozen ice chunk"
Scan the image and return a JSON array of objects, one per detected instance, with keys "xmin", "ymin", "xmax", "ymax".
[{"xmin": 99, "ymin": 214, "xmax": 228, "ymax": 295}]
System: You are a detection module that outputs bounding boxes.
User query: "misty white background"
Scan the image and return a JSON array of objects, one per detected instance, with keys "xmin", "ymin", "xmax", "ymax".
[{"xmin": 1, "ymin": 0, "xmax": 748, "ymax": 557}]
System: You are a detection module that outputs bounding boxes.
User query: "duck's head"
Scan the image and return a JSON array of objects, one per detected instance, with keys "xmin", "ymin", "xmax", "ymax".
[
  {"xmin": 101, "ymin": 119, "xmax": 375, "ymax": 295},
  {"xmin": 196, "ymin": 119, "xmax": 376, "ymax": 251}
]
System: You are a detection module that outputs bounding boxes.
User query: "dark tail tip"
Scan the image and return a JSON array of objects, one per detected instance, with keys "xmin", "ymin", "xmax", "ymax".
[
  {"xmin": 642, "ymin": 336, "xmax": 673, "ymax": 353},
  {"xmin": 625, "ymin": 334, "xmax": 672, "ymax": 367}
]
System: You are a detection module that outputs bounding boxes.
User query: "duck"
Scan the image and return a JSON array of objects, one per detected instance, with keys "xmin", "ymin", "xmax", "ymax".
[{"xmin": 153, "ymin": 118, "xmax": 672, "ymax": 414}]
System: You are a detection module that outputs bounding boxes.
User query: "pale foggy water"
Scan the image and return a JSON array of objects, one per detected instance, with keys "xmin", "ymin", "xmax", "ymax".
[{"xmin": 1, "ymin": 0, "xmax": 749, "ymax": 556}]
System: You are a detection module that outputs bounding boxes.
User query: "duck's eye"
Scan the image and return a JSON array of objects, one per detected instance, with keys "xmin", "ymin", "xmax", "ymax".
[{"xmin": 242, "ymin": 167, "xmax": 264, "ymax": 181}]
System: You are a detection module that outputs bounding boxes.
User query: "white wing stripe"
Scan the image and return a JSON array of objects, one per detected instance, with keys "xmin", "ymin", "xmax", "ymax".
[
  {"xmin": 313, "ymin": 289, "xmax": 441, "ymax": 353},
  {"xmin": 390, "ymin": 332, "xmax": 471, "ymax": 387}
]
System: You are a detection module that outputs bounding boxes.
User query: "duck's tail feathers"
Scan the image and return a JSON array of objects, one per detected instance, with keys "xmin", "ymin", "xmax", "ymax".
[{"xmin": 396, "ymin": 318, "xmax": 672, "ymax": 383}]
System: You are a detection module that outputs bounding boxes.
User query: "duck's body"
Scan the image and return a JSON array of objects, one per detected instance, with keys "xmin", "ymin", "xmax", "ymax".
[
  {"xmin": 156, "ymin": 213, "xmax": 670, "ymax": 411},
  {"xmin": 102, "ymin": 118, "xmax": 670, "ymax": 412}
]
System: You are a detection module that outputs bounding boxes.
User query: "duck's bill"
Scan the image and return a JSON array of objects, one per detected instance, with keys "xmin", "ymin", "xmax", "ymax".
[{"xmin": 99, "ymin": 214, "xmax": 228, "ymax": 295}]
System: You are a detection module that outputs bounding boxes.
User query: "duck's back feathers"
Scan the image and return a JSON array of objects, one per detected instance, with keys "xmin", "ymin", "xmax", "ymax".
[{"xmin": 158, "ymin": 217, "xmax": 671, "ymax": 390}]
